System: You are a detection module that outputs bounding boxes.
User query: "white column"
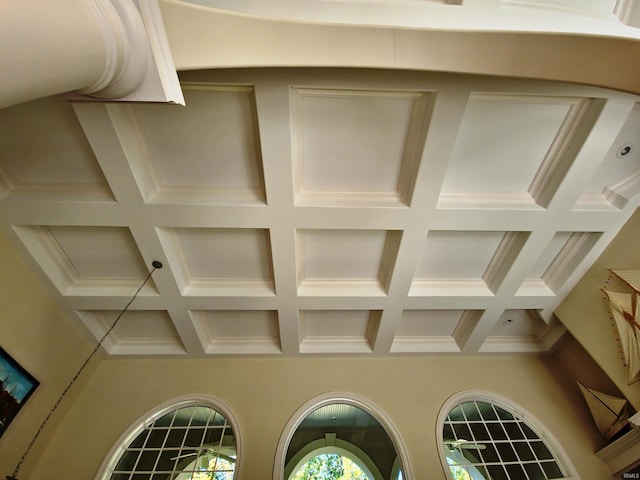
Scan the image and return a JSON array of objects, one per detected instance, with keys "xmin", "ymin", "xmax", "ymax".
[{"xmin": 0, "ymin": 0, "xmax": 150, "ymax": 108}]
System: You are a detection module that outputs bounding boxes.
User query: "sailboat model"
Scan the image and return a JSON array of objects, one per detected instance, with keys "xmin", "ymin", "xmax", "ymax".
[
  {"xmin": 577, "ymin": 382, "xmax": 630, "ymax": 440},
  {"xmin": 602, "ymin": 269, "xmax": 640, "ymax": 384}
]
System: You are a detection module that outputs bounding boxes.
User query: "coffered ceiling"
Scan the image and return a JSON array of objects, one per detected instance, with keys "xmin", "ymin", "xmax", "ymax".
[{"xmin": 1, "ymin": 67, "xmax": 639, "ymax": 357}]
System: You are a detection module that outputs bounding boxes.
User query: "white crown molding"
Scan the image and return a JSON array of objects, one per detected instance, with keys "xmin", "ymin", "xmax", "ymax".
[{"xmin": 615, "ymin": 0, "xmax": 638, "ymax": 23}]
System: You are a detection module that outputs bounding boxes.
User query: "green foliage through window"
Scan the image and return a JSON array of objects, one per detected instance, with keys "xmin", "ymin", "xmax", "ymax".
[
  {"xmin": 292, "ymin": 453, "xmax": 369, "ymax": 480},
  {"xmin": 447, "ymin": 457, "xmax": 473, "ymax": 480}
]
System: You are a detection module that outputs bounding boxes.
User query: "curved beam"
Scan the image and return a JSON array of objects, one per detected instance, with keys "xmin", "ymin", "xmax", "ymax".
[{"xmin": 160, "ymin": 0, "xmax": 640, "ymax": 95}]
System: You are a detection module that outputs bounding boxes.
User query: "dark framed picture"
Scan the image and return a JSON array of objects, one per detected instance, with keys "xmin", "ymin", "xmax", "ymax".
[{"xmin": 0, "ymin": 347, "xmax": 39, "ymax": 438}]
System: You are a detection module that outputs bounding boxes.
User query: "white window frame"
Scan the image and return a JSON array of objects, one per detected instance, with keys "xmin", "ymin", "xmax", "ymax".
[
  {"xmin": 436, "ymin": 390, "xmax": 578, "ymax": 480},
  {"xmin": 94, "ymin": 393, "xmax": 242, "ymax": 480},
  {"xmin": 273, "ymin": 391, "xmax": 414, "ymax": 480}
]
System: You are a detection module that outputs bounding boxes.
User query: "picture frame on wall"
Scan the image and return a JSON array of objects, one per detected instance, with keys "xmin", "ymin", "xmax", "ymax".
[{"xmin": 0, "ymin": 346, "xmax": 39, "ymax": 438}]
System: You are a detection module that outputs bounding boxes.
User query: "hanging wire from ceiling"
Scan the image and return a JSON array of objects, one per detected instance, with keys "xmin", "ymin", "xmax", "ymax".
[{"xmin": 5, "ymin": 260, "xmax": 163, "ymax": 480}]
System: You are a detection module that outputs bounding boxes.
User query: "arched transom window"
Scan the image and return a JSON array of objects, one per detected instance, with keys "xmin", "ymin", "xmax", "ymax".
[
  {"xmin": 275, "ymin": 393, "xmax": 412, "ymax": 480},
  {"xmin": 102, "ymin": 399, "xmax": 238, "ymax": 480},
  {"xmin": 440, "ymin": 395, "xmax": 568, "ymax": 480}
]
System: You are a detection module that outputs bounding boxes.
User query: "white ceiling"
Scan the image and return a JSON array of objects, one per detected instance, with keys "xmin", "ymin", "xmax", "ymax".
[{"xmin": 1, "ymin": 67, "xmax": 640, "ymax": 357}]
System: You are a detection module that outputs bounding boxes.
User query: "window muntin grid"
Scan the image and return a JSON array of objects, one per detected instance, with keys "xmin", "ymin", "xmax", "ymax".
[
  {"xmin": 109, "ymin": 404, "xmax": 237, "ymax": 480},
  {"xmin": 443, "ymin": 400, "xmax": 565, "ymax": 480}
]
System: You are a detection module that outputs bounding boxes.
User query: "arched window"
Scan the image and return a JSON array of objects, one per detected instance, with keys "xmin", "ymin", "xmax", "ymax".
[
  {"xmin": 438, "ymin": 392, "xmax": 573, "ymax": 480},
  {"xmin": 274, "ymin": 392, "xmax": 413, "ymax": 480},
  {"xmin": 97, "ymin": 395, "xmax": 240, "ymax": 480}
]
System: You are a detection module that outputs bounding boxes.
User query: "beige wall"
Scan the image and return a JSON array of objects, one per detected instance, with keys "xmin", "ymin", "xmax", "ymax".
[
  {"xmin": 22, "ymin": 353, "xmax": 608, "ymax": 480},
  {"xmin": 0, "ymin": 229, "xmax": 93, "ymax": 478},
  {"xmin": 556, "ymin": 209, "xmax": 640, "ymax": 409}
]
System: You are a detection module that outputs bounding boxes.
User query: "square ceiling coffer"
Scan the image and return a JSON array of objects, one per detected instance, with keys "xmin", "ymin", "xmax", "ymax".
[
  {"xmin": 299, "ymin": 310, "xmax": 380, "ymax": 354},
  {"xmin": 292, "ymin": 87, "xmax": 434, "ymax": 207},
  {"xmin": 78, "ymin": 310, "xmax": 185, "ymax": 355},
  {"xmin": 439, "ymin": 93, "xmax": 600, "ymax": 208},
  {"xmin": 13, "ymin": 225, "xmax": 154, "ymax": 296},
  {"xmin": 296, "ymin": 229, "xmax": 400, "ymax": 296},
  {"xmin": 191, "ymin": 310, "xmax": 281, "ymax": 355},
  {"xmin": 158, "ymin": 227, "xmax": 274, "ymax": 296},
  {"xmin": 133, "ymin": 84, "xmax": 265, "ymax": 205}
]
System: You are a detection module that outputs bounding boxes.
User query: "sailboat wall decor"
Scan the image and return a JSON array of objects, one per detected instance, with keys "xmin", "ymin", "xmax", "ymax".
[
  {"xmin": 602, "ymin": 269, "xmax": 640, "ymax": 384},
  {"xmin": 577, "ymin": 382, "xmax": 630, "ymax": 440}
]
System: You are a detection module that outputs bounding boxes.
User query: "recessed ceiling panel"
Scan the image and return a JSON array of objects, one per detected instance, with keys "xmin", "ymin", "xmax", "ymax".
[
  {"xmin": 133, "ymin": 85, "xmax": 265, "ymax": 204},
  {"xmin": 0, "ymin": 97, "xmax": 111, "ymax": 200},
  {"xmin": 299, "ymin": 310, "xmax": 378, "ymax": 353},
  {"xmin": 415, "ymin": 230, "xmax": 505, "ymax": 280},
  {"xmin": 527, "ymin": 232, "xmax": 573, "ymax": 280},
  {"xmin": 490, "ymin": 310, "xmax": 546, "ymax": 337},
  {"xmin": 165, "ymin": 227, "xmax": 274, "ymax": 294},
  {"xmin": 517, "ymin": 231, "xmax": 602, "ymax": 296},
  {"xmin": 192, "ymin": 310, "xmax": 281, "ymax": 354},
  {"xmin": 17, "ymin": 225, "xmax": 151, "ymax": 295},
  {"xmin": 480, "ymin": 309, "xmax": 561, "ymax": 353},
  {"xmin": 297, "ymin": 229, "xmax": 397, "ymax": 295},
  {"xmin": 292, "ymin": 88, "xmax": 431, "ymax": 206},
  {"xmin": 519, "ymin": 231, "xmax": 572, "ymax": 296},
  {"xmin": 440, "ymin": 94, "xmax": 586, "ymax": 205},
  {"xmin": 396, "ymin": 309, "xmax": 462, "ymax": 336},
  {"xmin": 579, "ymin": 103, "xmax": 640, "ymax": 208},
  {"xmin": 391, "ymin": 309, "xmax": 467, "ymax": 353},
  {"xmin": 79, "ymin": 310, "xmax": 184, "ymax": 355},
  {"xmin": 46, "ymin": 226, "xmax": 147, "ymax": 279}
]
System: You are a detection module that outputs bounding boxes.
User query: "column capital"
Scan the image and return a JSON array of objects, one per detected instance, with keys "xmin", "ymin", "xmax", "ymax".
[{"xmin": 0, "ymin": 0, "xmax": 183, "ymax": 109}]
